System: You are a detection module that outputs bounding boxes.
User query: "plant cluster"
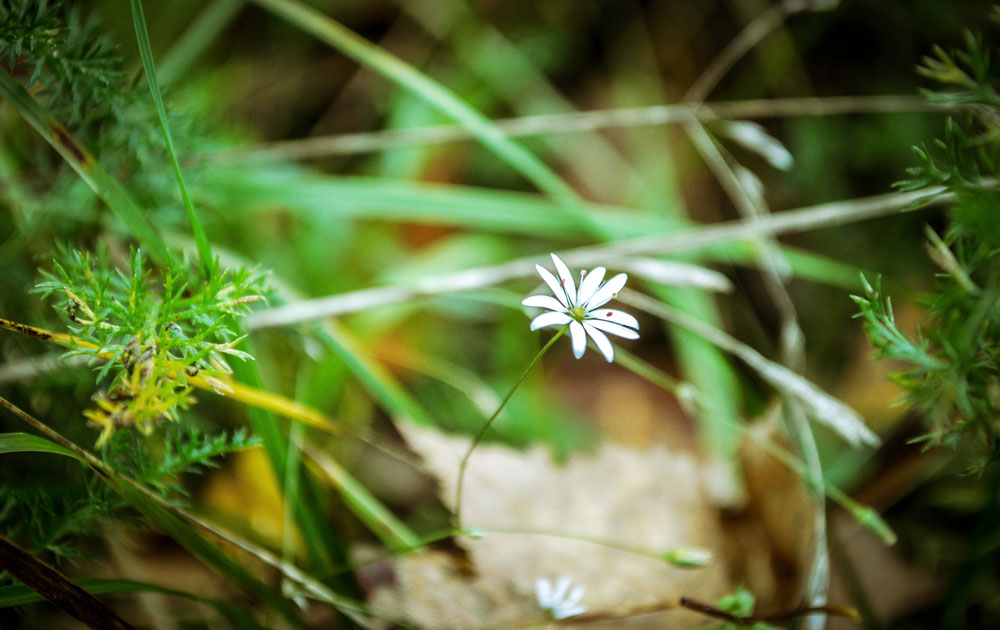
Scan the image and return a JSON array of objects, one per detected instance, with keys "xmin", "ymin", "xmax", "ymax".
[
  {"xmin": 853, "ymin": 16, "xmax": 1000, "ymax": 471},
  {"xmin": 3, "ymin": 0, "xmax": 995, "ymax": 628},
  {"xmin": 35, "ymin": 248, "xmax": 264, "ymax": 447},
  {"xmin": 0, "ymin": 0, "xmax": 268, "ymax": 583}
]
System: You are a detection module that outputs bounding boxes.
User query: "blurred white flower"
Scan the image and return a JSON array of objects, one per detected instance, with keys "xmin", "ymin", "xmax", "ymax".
[
  {"xmin": 522, "ymin": 253, "xmax": 639, "ymax": 362},
  {"xmin": 535, "ymin": 575, "xmax": 587, "ymax": 620}
]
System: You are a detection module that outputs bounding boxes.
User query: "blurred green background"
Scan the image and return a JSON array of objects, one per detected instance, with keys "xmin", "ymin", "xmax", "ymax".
[{"xmin": 2, "ymin": 0, "xmax": 999, "ymax": 628}]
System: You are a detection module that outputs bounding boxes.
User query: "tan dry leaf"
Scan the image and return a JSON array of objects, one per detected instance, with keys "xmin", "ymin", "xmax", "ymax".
[{"xmin": 367, "ymin": 424, "xmax": 734, "ymax": 629}]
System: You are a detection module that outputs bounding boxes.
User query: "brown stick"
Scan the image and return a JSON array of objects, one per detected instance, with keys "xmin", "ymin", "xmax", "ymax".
[
  {"xmin": 0, "ymin": 533, "xmax": 137, "ymax": 630},
  {"xmin": 680, "ymin": 596, "xmax": 861, "ymax": 625}
]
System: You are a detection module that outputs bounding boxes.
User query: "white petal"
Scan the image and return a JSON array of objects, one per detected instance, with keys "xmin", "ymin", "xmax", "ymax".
[
  {"xmin": 530, "ymin": 311, "xmax": 572, "ymax": 331},
  {"xmin": 522, "ymin": 295, "xmax": 566, "ymax": 311},
  {"xmin": 589, "ymin": 308, "xmax": 639, "ymax": 330},
  {"xmin": 551, "ymin": 575, "xmax": 572, "ymax": 603},
  {"xmin": 563, "ymin": 584, "xmax": 586, "ymax": 608},
  {"xmin": 553, "ymin": 584, "xmax": 587, "ymax": 618},
  {"xmin": 535, "ymin": 578, "xmax": 553, "ymax": 608},
  {"xmin": 569, "ymin": 321, "xmax": 587, "ymax": 359},
  {"xmin": 576, "ymin": 266, "xmax": 606, "ymax": 305},
  {"xmin": 536, "ymin": 264, "xmax": 568, "ymax": 308},
  {"xmin": 585, "ymin": 273, "xmax": 627, "ymax": 308},
  {"xmin": 586, "ymin": 318, "xmax": 640, "ymax": 340},
  {"xmin": 554, "ymin": 603, "xmax": 588, "ymax": 619},
  {"xmin": 551, "ymin": 254, "xmax": 577, "ymax": 307},
  {"xmin": 583, "ymin": 323, "xmax": 615, "ymax": 362}
]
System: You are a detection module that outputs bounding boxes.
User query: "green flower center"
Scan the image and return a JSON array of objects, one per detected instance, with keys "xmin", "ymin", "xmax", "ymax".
[{"xmin": 569, "ymin": 305, "xmax": 587, "ymax": 322}]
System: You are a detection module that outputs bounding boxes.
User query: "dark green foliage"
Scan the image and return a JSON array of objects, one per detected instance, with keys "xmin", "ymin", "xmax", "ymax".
[
  {"xmin": 0, "ymin": 0, "xmax": 199, "ymax": 223},
  {"xmin": 0, "ymin": 424, "xmax": 260, "ymax": 587},
  {"xmin": 895, "ymin": 117, "xmax": 1000, "ymax": 199},
  {"xmin": 105, "ymin": 424, "xmax": 260, "ymax": 498},
  {"xmin": 0, "ymin": 0, "xmax": 127, "ymax": 132},
  {"xmin": 916, "ymin": 30, "xmax": 999, "ymax": 107},
  {"xmin": 0, "ymin": 474, "xmax": 116, "ymax": 563},
  {"xmin": 855, "ymin": 13, "xmax": 1000, "ymax": 471},
  {"xmin": 853, "ymin": 272, "xmax": 1000, "ymax": 468}
]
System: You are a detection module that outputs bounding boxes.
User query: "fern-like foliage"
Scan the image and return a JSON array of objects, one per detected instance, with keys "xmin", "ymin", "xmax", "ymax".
[
  {"xmin": 0, "ymin": 0, "xmax": 127, "ymax": 132},
  {"xmin": 0, "ymin": 477, "xmax": 117, "ymax": 562},
  {"xmin": 107, "ymin": 425, "xmax": 261, "ymax": 497},
  {"xmin": 0, "ymin": 424, "xmax": 259, "ymax": 578},
  {"xmin": 35, "ymin": 248, "xmax": 266, "ymax": 446},
  {"xmin": 855, "ymin": 10, "xmax": 1000, "ymax": 471}
]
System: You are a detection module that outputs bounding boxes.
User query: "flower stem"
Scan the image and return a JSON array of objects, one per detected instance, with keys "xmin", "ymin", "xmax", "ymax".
[{"xmin": 454, "ymin": 326, "xmax": 567, "ymax": 529}]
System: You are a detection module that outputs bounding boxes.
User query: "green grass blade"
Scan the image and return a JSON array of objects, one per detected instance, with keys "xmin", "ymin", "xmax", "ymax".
[
  {"xmin": 657, "ymin": 286, "xmax": 744, "ymax": 488},
  {"xmin": 0, "ymin": 71, "xmax": 171, "ymax": 267},
  {"xmin": 390, "ymin": 0, "xmax": 639, "ymax": 200},
  {"xmin": 316, "ymin": 321, "xmax": 437, "ymax": 427},
  {"xmin": 202, "ymin": 167, "xmax": 674, "ymax": 239},
  {"xmin": 249, "ymin": 0, "xmax": 602, "ymax": 231},
  {"xmin": 620, "ymin": 291, "xmax": 880, "ymax": 448},
  {"xmin": 109, "ymin": 479, "xmax": 313, "ymax": 629},
  {"xmin": 305, "ymin": 445, "xmax": 422, "ymax": 551},
  {"xmin": 157, "ymin": 0, "xmax": 245, "ymax": 87},
  {"xmin": 130, "ymin": 0, "xmax": 213, "ymax": 274},
  {"xmin": 227, "ymin": 340, "xmax": 363, "ymax": 601},
  {"xmin": 612, "ymin": 349, "xmax": 896, "ymax": 545},
  {"xmin": 0, "ymin": 432, "xmax": 77, "ymax": 458}
]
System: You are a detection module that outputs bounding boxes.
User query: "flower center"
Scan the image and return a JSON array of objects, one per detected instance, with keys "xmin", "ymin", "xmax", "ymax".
[{"xmin": 569, "ymin": 305, "xmax": 587, "ymax": 322}]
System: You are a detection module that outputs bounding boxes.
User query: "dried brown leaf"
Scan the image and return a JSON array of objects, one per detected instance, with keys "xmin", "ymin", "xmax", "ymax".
[{"xmin": 368, "ymin": 425, "xmax": 734, "ymax": 629}]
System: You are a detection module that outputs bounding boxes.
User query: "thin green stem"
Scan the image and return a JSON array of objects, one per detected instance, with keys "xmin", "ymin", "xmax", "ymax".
[
  {"xmin": 454, "ymin": 326, "xmax": 566, "ymax": 529},
  {"xmin": 313, "ymin": 521, "xmax": 703, "ymax": 578},
  {"xmin": 282, "ymin": 419, "xmax": 304, "ymax": 585},
  {"xmin": 130, "ymin": 0, "xmax": 213, "ymax": 276},
  {"xmin": 466, "ymin": 525, "xmax": 707, "ymax": 566}
]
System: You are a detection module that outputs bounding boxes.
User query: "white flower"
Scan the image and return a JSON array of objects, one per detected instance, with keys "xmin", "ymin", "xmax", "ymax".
[
  {"xmin": 522, "ymin": 253, "xmax": 639, "ymax": 362},
  {"xmin": 535, "ymin": 575, "xmax": 587, "ymax": 620}
]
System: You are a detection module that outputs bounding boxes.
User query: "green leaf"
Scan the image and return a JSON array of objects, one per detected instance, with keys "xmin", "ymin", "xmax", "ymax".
[
  {"xmin": 305, "ymin": 445, "xmax": 421, "ymax": 551},
  {"xmin": 109, "ymin": 479, "xmax": 313, "ymax": 629},
  {"xmin": 0, "ymin": 433, "xmax": 78, "ymax": 459}
]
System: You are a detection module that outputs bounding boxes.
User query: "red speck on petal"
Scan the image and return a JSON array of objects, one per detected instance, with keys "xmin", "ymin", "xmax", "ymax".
[{"xmin": 606, "ymin": 311, "xmax": 612, "ymax": 316}]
